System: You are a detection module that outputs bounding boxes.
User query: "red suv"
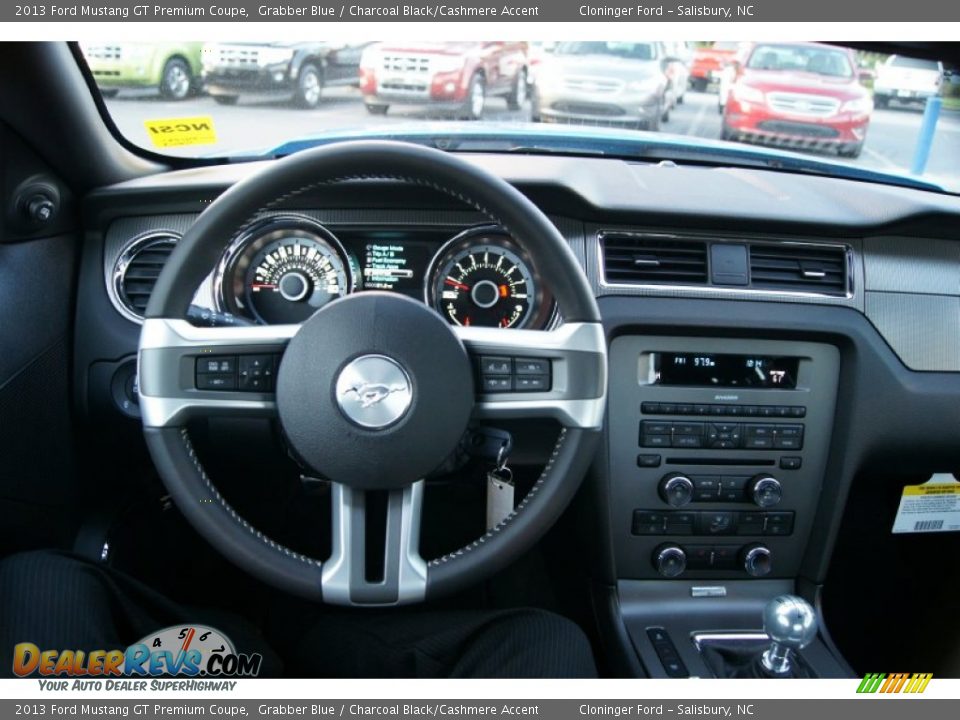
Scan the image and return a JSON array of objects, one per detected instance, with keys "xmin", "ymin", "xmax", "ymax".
[
  {"xmin": 689, "ymin": 41, "xmax": 740, "ymax": 91},
  {"xmin": 359, "ymin": 41, "xmax": 528, "ymax": 119},
  {"xmin": 721, "ymin": 42, "xmax": 872, "ymax": 158}
]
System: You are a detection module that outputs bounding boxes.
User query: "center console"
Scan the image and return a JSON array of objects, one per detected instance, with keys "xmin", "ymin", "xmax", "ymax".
[
  {"xmin": 609, "ymin": 336, "xmax": 839, "ymax": 581},
  {"xmin": 607, "ymin": 335, "xmax": 843, "ymax": 678}
]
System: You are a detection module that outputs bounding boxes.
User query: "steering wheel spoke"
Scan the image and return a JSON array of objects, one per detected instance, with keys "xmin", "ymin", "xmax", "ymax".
[
  {"xmin": 455, "ymin": 322, "xmax": 607, "ymax": 430},
  {"xmin": 322, "ymin": 481, "xmax": 427, "ymax": 605},
  {"xmin": 138, "ymin": 318, "xmax": 296, "ymax": 427}
]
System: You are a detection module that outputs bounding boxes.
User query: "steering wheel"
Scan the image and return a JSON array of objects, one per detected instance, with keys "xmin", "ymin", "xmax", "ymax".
[{"xmin": 138, "ymin": 141, "xmax": 607, "ymax": 606}]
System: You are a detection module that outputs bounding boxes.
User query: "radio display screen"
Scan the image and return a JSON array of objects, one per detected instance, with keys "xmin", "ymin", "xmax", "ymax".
[{"xmin": 652, "ymin": 353, "xmax": 800, "ymax": 389}]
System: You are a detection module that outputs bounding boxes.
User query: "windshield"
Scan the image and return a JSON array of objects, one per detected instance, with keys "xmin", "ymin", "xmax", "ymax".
[
  {"xmin": 746, "ymin": 45, "xmax": 854, "ymax": 78},
  {"xmin": 554, "ymin": 42, "xmax": 657, "ymax": 60},
  {"xmin": 78, "ymin": 40, "xmax": 959, "ymax": 194}
]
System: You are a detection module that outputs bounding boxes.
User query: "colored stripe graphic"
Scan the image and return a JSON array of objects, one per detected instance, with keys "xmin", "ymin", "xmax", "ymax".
[{"xmin": 857, "ymin": 672, "xmax": 931, "ymax": 694}]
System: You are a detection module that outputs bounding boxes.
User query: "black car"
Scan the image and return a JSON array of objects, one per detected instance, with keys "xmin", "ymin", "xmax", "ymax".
[{"xmin": 201, "ymin": 41, "xmax": 369, "ymax": 108}]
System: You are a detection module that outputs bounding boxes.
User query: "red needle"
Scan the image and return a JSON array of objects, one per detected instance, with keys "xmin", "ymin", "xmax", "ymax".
[{"xmin": 445, "ymin": 279, "xmax": 469, "ymax": 291}]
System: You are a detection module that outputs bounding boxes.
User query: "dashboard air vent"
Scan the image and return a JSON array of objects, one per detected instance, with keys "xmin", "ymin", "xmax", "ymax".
[
  {"xmin": 749, "ymin": 244, "xmax": 847, "ymax": 296},
  {"xmin": 601, "ymin": 234, "xmax": 708, "ymax": 286},
  {"xmin": 113, "ymin": 233, "xmax": 178, "ymax": 320}
]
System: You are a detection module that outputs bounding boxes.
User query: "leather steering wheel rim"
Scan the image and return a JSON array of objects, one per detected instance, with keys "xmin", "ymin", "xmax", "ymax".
[{"xmin": 139, "ymin": 140, "xmax": 607, "ymax": 605}]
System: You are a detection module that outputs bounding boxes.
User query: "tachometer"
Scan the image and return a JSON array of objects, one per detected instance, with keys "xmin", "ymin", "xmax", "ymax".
[
  {"xmin": 426, "ymin": 229, "xmax": 554, "ymax": 329},
  {"xmin": 218, "ymin": 216, "xmax": 355, "ymax": 325}
]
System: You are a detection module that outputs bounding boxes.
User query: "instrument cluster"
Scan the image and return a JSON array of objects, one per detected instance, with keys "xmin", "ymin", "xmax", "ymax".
[{"xmin": 214, "ymin": 215, "xmax": 557, "ymax": 329}]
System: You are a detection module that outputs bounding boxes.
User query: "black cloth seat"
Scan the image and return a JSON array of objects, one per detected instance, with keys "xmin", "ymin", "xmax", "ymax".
[{"xmin": 0, "ymin": 550, "xmax": 597, "ymax": 679}]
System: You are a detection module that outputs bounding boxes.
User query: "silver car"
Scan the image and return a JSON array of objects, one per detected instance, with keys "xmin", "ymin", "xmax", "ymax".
[{"xmin": 531, "ymin": 42, "xmax": 671, "ymax": 130}]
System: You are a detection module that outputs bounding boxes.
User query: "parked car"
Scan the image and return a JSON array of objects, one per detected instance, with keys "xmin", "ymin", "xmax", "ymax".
[
  {"xmin": 689, "ymin": 41, "xmax": 740, "ymax": 91},
  {"xmin": 202, "ymin": 42, "xmax": 369, "ymax": 109},
  {"xmin": 873, "ymin": 54, "xmax": 944, "ymax": 109},
  {"xmin": 722, "ymin": 42, "xmax": 873, "ymax": 158},
  {"xmin": 531, "ymin": 41, "xmax": 670, "ymax": 131},
  {"xmin": 359, "ymin": 42, "xmax": 528, "ymax": 119},
  {"xmin": 661, "ymin": 41, "xmax": 693, "ymax": 107},
  {"xmin": 80, "ymin": 42, "xmax": 203, "ymax": 100}
]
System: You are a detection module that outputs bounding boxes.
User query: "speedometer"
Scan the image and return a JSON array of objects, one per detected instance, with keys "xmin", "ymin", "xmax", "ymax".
[
  {"xmin": 426, "ymin": 229, "xmax": 554, "ymax": 329},
  {"xmin": 217, "ymin": 216, "xmax": 355, "ymax": 325}
]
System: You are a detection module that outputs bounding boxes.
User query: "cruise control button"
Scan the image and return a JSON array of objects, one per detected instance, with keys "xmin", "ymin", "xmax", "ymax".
[
  {"xmin": 196, "ymin": 374, "xmax": 236, "ymax": 391},
  {"xmin": 199, "ymin": 356, "xmax": 236, "ymax": 374}
]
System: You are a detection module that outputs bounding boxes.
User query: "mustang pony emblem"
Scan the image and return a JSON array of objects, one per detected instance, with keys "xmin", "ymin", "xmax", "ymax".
[{"xmin": 341, "ymin": 382, "xmax": 409, "ymax": 408}]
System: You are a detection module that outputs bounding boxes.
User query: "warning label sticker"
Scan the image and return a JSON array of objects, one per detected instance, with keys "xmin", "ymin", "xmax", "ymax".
[
  {"xmin": 892, "ymin": 474, "xmax": 960, "ymax": 534},
  {"xmin": 143, "ymin": 116, "xmax": 217, "ymax": 148}
]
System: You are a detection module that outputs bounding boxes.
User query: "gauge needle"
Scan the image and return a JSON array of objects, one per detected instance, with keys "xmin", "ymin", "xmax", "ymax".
[
  {"xmin": 445, "ymin": 278, "xmax": 469, "ymax": 291},
  {"xmin": 251, "ymin": 283, "xmax": 278, "ymax": 290},
  {"xmin": 499, "ymin": 284, "xmax": 510, "ymax": 298}
]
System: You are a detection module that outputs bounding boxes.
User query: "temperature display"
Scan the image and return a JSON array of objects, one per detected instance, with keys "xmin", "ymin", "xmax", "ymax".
[{"xmin": 652, "ymin": 353, "xmax": 800, "ymax": 388}]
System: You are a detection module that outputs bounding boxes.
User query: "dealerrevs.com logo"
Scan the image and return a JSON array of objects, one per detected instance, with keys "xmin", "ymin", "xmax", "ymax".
[{"xmin": 12, "ymin": 625, "xmax": 262, "ymax": 679}]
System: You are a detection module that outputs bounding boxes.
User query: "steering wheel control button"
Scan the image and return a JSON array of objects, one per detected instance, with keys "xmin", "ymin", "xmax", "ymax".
[
  {"xmin": 515, "ymin": 358, "xmax": 549, "ymax": 375},
  {"xmin": 277, "ymin": 292, "xmax": 474, "ymax": 490},
  {"xmin": 477, "ymin": 355, "xmax": 552, "ymax": 394},
  {"xmin": 238, "ymin": 355, "xmax": 276, "ymax": 392},
  {"xmin": 335, "ymin": 355, "xmax": 413, "ymax": 429},
  {"xmin": 195, "ymin": 354, "xmax": 238, "ymax": 391},
  {"xmin": 480, "ymin": 356, "xmax": 512, "ymax": 375}
]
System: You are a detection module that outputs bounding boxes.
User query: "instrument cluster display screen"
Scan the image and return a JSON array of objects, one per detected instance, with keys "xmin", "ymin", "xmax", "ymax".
[
  {"xmin": 652, "ymin": 353, "xmax": 800, "ymax": 389},
  {"xmin": 360, "ymin": 240, "xmax": 434, "ymax": 297}
]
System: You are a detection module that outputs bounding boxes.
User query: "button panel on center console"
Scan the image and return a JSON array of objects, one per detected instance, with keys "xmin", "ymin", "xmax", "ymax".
[{"xmin": 640, "ymin": 419, "xmax": 804, "ymax": 450}]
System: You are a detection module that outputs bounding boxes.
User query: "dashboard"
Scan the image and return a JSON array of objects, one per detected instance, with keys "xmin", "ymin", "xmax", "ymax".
[
  {"xmin": 109, "ymin": 216, "xmax": 557, "ymax": 330},
  {"xmin": 78, "ymin": 153, "xmax": 960, "ymax": 593}
]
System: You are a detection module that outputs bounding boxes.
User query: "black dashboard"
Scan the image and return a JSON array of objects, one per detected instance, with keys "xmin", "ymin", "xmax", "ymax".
[{"xmin": 77, "ymin": 153, "xmax": 960, "ymax": 592}]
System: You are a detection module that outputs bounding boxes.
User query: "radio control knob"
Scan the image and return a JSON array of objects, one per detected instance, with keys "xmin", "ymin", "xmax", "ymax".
[
  {"xmin": 659, "ymin": 473, "xmax": 694, "ymax": 507},
  {"xmin": 748, "ymin": 474, "xmax": 782, "ymax": 508},
  {"xmin": 742, "ymin": 544, "xmax": 773, "ymax": 577},
  {"xmin": 654, "ymin": 544, "xmax": 687, "ymax": 578}
]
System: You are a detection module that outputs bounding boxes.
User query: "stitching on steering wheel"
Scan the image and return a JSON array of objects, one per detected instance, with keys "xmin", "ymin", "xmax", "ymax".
[
  {"xmin": 178, "ymin": 427, "xmax": 320, "ymax": 567},
  {"xmin": 177, "ymin": 165, "xmax": 581, "ymax": 581}
]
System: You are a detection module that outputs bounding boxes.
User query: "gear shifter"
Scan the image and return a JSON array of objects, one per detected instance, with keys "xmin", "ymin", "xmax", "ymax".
[{"xmin": 759, "ymin": 594, "xmax": 818, "ymax": 675}]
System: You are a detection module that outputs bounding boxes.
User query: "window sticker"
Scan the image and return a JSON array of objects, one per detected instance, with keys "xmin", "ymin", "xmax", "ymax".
[
  {"xmin": 892, "ymin": 473, "xmax": 960, "ymax": 533},
  {"xmin": 143, "ymin": 116, "xmax": 217, "ymax": 148}
]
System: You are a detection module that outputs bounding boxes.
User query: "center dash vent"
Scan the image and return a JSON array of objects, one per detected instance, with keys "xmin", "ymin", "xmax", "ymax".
[
  {"xmin": 749, "ymin": 244, "xmax": 847, "ymax": 296},
  {"xmin": 112, "ymin": 232, "xmax": 179, "ymax": 321},
  {"xmin": 601, "ymin": 234, "xmax": 708, "ymax": 286}
]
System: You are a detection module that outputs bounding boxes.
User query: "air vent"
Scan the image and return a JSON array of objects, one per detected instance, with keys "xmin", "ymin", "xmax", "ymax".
[
  {"xmin": 601, "ymin": 234, "xmax": 708, "ymax": 285},
  {"xmin": 749, "ymin": 244, "xmax": 847, "ymax": 296},
  {"xmin": 112, "ymin": 233, "xmax": 178, "ymax": 321}
]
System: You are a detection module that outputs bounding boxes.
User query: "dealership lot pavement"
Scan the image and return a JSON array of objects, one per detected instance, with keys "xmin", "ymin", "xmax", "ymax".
[{"xmin": 105, "ymin": 86, "xmax": 960, "ymax": 192}]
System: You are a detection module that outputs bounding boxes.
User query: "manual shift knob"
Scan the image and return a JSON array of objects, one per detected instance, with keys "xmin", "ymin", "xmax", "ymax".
[{"xmin": 760, "ymin": 594, "xmax": 817, "ymax": 675}]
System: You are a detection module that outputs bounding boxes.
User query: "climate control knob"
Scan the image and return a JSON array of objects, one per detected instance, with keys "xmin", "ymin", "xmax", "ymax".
[
  {"xmin": 654, "ymin": 544, "xmax": 687, "ymax": 578},
  {"xmin": 741, "ymin": 544, "xmax": 773, "ymax": 577},
  {"xmin": 748, "ymin": 474, "xmax": 783, "ymax": 508},
  {"xmin": 659, "ymin": 473, "xmax": 695, "ymax": 507}
]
